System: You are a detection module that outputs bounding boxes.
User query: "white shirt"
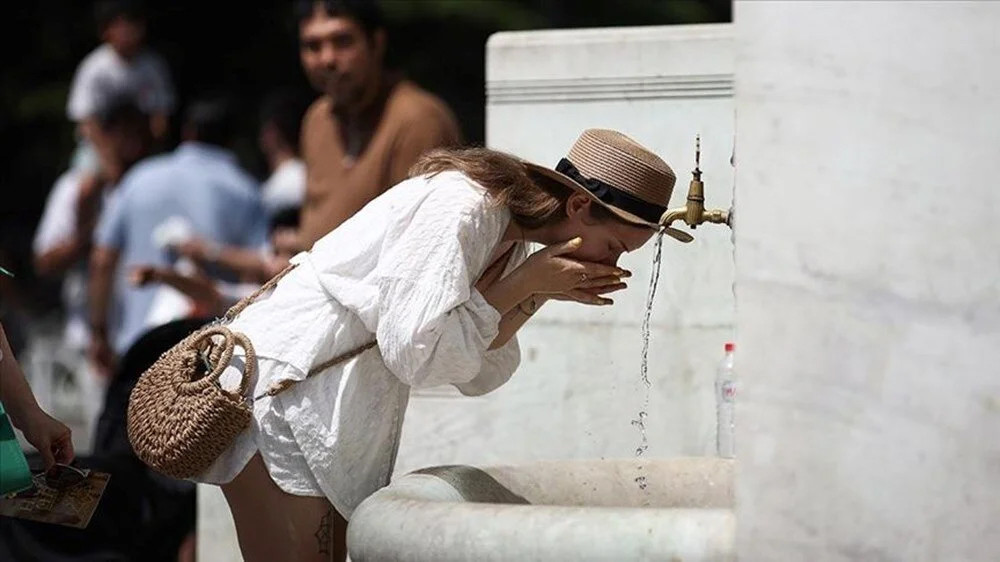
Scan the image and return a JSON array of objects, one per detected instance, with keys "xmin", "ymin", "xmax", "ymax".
[
  {"xmin": 33, "ymin": 170, "xmax": 118, "ymax": 350},
  {"xmin": 260, "ymin": 158, "xmax": 306, "ymax": 217},
  {"xmin": 198, "ymin": 171, "xmax": 525, "ymax": 517},
  {"xmin": 67, "ymin": 44, "xmax": 175, "ymax": 121},
  {"xmin": 34, "ymin": 170, "xmax": 87, "ymax": 258}
]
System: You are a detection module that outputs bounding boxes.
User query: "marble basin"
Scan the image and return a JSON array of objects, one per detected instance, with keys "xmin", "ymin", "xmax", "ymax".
[{"xmin": 347, "ymin": 457, "xmax": 735, "ymax": 561}]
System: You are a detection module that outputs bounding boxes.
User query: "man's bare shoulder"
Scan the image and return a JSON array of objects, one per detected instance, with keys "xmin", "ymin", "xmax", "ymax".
[{"xmin": 302, "ymin": 95, "xmax": 333, "ymax": 128}]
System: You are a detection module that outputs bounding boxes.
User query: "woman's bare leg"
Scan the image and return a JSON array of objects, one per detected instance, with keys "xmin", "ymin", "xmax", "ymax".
[{"xmin": 221, "ymin": 454, "xmax": 347, "ymax": 562}]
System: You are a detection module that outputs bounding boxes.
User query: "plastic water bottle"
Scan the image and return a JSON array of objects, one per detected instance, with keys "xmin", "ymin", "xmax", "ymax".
[{"xmin": 715, "ymin": 342, "xmax": 736, "ymax": 458}]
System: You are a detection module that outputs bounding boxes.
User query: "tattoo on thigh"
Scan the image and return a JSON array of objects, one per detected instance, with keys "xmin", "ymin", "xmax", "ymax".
[{"xmin": 315, "ymin": 509, "xmax": 332, "ymax": 556}]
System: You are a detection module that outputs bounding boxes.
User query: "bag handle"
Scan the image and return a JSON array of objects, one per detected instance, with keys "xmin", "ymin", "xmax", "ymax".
[{"xmin": 185, "ymin": 325, "xmax": 257, "ymax": 399}]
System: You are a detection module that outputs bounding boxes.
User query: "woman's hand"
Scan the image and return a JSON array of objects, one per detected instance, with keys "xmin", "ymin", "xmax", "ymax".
[
  {"xmin": 482, "ymin": 238, "xmax": 629, "ymax": 316},
  {"xmin": 548, "ymin": 279, "xmax": 629, "ymax": 306},
  {"xmin": 2, "ymin": 322, "xmax": 75, "ymax": 469},
  {"xmin": 17, "ymin": 409, "xmax": 74, "ymax": 470},
  {"xmin": 515, "ymin": 238, "xmax": 630, "ymax": 300}
]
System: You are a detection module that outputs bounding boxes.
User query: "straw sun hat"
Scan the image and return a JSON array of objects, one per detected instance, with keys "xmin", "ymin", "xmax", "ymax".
[{"xmin": 525, "ymin": 129, "xmax": 691, "ymax": 243}]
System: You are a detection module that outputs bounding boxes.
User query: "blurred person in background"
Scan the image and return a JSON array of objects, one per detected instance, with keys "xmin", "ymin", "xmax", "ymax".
[
  {"xmin": 2, "ymin": 314, "xmax": 198, "ymax": 561},
  {"xmin": 292, "ymin": 0, "xmax": 462, "ymax": 250},
  {"xmin": 67, "ymin": 0, "xmax": 175, "ymax": 174},
  {"xmin": 129, "ymin": 215, "xmax": 296, "ymax": 313},
  {"xmin": 259, "ymin": 90, "xmax": 309, "ymax": 222},
  {"xmin": 35, "ymin": 96, "xmax": 155, "ymax": 344},
  {"xmin": 158, "ymin": 91, "xmax": 311, "ymax": 289},
  {"xmin": 33, "ymin": 95, "xmax": 154, "ymax": 447},
  {"xmin": 1, "ymin": 321, "xmax": 75, "ymax": 470},
  {"xmin": 88, "ymin": 97, "xmax": 268, "ymax": 377},
  {"xmin": 0, "ymin": 253, "xmax": 30, "ymax": 360}
]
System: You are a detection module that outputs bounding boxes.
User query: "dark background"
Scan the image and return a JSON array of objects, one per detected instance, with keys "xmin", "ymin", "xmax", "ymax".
[{"xmin": 1, "ymin": 0, "xmax": 730, "ymax": 314}]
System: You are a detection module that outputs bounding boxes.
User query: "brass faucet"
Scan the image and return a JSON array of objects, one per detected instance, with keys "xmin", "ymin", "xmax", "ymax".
[{"xmin": 659, "ymin": 136, "xmax": 731, "ymax": 241}]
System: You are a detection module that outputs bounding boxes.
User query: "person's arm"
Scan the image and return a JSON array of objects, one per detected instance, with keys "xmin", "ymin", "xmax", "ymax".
[
  {"xmin": 295, "ymin": 103, "xmax": 325, "ymax": 247},
  {"xmin": 214, "ymin": 245, "xmax": 278, "ymax": 283},
  {"xmin": 485, "ymin": 307, "xmax": 532, "ymax": 352},
  {"xmin": 487, "ymin": 276, "xmax": 629, "ymax": 351},
  {"xmin": 88, "ymin": 246, "xmax": 119, "ymax": 376},
  {"xmin": 130, "ymin": 265, "xmax": 227, "ymax": 316},
  {"xmin": 388, "ymin": 110, "xmax": 462, "ymax": 186},
  {"xmin": 34, "ymin": 173, "xmax": 104, "ymax": 276},
  {"xmin": 373, "ymin": 187, "xmax": 624, "ymax": 389},
  {"xmin": 470, "ymin": 246, "xmax": 534, "ymax": 351},
  {"xmin": 88, "ymin": 187, "xmax": 128, "ymax": 376},
  {"xmin": 481, "ymin": 238, "xmax": 630, "ymax": 350},
  {"xmin": 173, "ymin": 238, "xmax": 284, "ymax": 284},
  {"xmin": 371, "ymin": 187, "xmax": 528, "ymax": 389},
  {"xmin": 35, "ymin": 240, "xmax": 89, "ymax": 277},
  {"xmin": 147, "ymin": 52, "xmax": 175, "ymax": 141},
  {"xmin": 452, "ymin": 244, "xmax": 627, "ymax": 396},
  {"xmin": 481, "ymin": 238, "xmax": 624, "ymax": 315},
  {"xmin": 0, "ymin": 322, "xmax": 74, "ymax": 469}
]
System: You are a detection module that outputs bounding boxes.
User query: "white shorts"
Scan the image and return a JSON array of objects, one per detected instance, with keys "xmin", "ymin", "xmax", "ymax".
[{"xmin": 194, "ymin": 354, "xmax": 325, "ymax": 497}]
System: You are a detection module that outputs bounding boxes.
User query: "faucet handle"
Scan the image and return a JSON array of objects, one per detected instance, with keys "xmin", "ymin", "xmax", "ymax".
[
  {"xmin": 658, "ymin": 207, "xmax": 695, "ymax": 242},
  {"xmin": 661, "ymin": 226, "xmax": 694, "ymax": 243}
]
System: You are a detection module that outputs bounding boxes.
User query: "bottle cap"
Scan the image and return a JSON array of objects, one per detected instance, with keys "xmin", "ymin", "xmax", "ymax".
[{"xmin": 724, "ymin": 342, "xmax": 735, "ymax": 352}]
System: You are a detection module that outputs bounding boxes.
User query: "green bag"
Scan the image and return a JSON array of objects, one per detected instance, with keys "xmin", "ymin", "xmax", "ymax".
[{"xmin": 0, "ymin": 400, "xmax": 33, "ymax": 496}]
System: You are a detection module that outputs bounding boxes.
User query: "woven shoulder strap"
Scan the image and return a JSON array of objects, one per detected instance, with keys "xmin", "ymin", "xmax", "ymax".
[
  {"xmin": 222, "ymin": 264, "xmax": 296, "ymax": 322},
  {"xmin": 214, "ymin": 262, "xmax": 377, "ymax": 401}
]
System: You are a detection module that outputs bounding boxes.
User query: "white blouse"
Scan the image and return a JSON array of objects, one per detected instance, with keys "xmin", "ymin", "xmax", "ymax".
[{"xmin": 197, "ymin": 171, "xmax": 525, "ymax": 518}]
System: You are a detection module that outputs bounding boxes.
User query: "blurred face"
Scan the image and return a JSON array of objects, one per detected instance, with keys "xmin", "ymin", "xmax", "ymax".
[
  {"xmin": 103, "ymin": 16, "xmax": 146, "ymax": 58},
  {"xmin": 258, "ymin": 120, "xmax": 279, "ymax": 156},
  {"xmin": 95, "ymin": 120, "xmax": 151, "ymax": 177},
  {"xmin": 299, "ymin": 7, "xmax": 384, "ymax": 112},
  {"xmin": 549, "ymin": 194, "xmax": 656, "ymax": 267}
]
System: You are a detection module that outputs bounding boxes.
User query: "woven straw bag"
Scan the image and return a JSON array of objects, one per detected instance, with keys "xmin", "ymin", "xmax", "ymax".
[{"xmin": 127, "ymin": 264, "xmax": 375, "ymax": 479}]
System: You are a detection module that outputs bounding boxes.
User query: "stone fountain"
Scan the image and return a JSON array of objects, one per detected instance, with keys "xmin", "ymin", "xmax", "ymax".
[{"xmin": 347, "ymin": 458, "xmax": 734, "ymax": 561}]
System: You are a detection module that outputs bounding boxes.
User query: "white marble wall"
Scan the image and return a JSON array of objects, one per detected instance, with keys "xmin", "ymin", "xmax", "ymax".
[
  {"xmin": 396, "ymin": 24, "xmax": 736, "ymax": 474},
  {"xmin": 734, "ymin": 2, "xmax": 1000, "ymax": 560}
]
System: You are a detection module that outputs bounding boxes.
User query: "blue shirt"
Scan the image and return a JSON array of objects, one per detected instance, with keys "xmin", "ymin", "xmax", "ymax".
[{"xmin": 95, "ymin": 142, "xmax": 267, "ymax": 353}]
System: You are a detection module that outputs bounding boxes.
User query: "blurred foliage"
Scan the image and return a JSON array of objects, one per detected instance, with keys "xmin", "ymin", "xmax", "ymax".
[{"xmin": 0, "ymin": 0, "xmax": 729, "ymax": 312}]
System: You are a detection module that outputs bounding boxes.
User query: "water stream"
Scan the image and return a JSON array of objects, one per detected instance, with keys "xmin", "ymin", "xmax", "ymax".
[{"xmin": 633, "ymin": 231, "xmax": 665, "ymax": 492}]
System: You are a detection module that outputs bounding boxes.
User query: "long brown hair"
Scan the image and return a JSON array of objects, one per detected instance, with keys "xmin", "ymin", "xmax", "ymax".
[{"xmin": 410, "ymin": 147, "xmax": 574, "ymax": 230}]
